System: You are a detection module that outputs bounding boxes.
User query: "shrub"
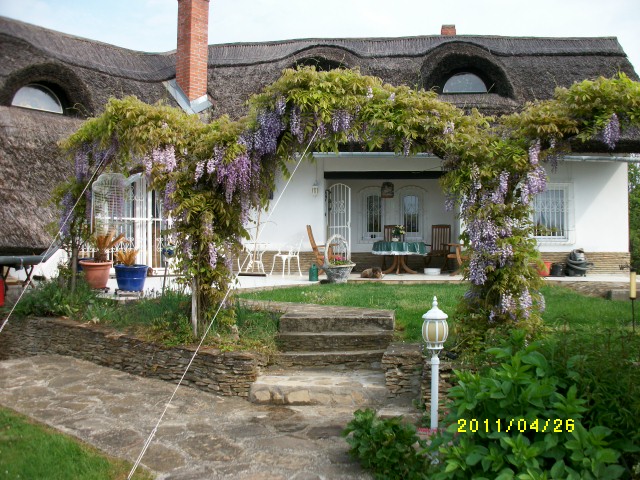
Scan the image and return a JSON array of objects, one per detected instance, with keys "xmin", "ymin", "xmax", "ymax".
[
  {"xmin": 423, "ymin": 331, "xmax": 626, "ymax": 479},
  {"xmin": 342, "ymin": 408, "xmax": 429, "ymax": 480},
  {"xmin": 13, "ymin": 278, "xmax": 103, "ymax": 319},
  {"xmin": 542, "ymin": 326, "xmax": 640, "ymax": 475}
]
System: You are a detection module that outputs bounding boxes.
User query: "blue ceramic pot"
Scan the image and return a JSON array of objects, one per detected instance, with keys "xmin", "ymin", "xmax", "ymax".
[{"xmin": 114, "ymin": 264, "xmax": 148, "ymax": 292}]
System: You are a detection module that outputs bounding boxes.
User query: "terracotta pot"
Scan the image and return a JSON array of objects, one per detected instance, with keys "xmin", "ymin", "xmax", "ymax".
[
  {"xmin": 79, "ymin": 260, "xmax": 112, "ymax": 290},
  {"xmin": 537, "ymin": 261, "xmax": 552, "ymax": 277}
]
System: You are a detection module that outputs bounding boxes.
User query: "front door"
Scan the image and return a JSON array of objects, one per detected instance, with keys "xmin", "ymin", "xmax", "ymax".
[{"xmin": 326, "ymin": 183, "xmax": 351, "ymax": 255}]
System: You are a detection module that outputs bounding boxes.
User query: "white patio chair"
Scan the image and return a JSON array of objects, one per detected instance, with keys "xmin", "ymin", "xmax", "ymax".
[
  {"xmin": 238, "ymin": 243, "xmax": 267, "ymax": 274},
  {"xmin": 269, "ymin": 241, "xmax": 303, "ymax": 276}
]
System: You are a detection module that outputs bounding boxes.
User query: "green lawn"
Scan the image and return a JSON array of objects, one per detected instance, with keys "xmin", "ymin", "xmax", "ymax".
[
  {"xmin": 239, "ymin": 283, "xmax": 634, "ymax": 341},
  {"xmin": 0, "ymin": 407, "xmax": 152, "ymax": 480}
]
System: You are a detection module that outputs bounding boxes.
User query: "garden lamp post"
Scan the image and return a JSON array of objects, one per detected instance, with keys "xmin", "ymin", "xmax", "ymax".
[{"xmin": 422, "ymin": 296, "xmax": 449, "ymax": 430}]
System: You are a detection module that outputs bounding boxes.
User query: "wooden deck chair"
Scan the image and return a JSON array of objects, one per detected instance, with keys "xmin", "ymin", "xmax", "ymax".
[
  {"xmin": 424, "ymin": 224, "xmax": 452, "ymax": 269},
  {"xmin": 306, "ymin": 225, "xmax": 332, "ymax": 272}
]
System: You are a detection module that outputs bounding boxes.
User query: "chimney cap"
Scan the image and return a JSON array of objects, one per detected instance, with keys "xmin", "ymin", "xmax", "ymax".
[{"xmin": 441, "ymin": 24, "xmax": 456, "ymax": 36}]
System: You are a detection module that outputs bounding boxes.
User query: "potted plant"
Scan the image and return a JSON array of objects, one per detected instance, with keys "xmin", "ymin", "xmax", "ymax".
[
  {"xmin": 391, "ymin": 225, "xmax": 405, "ymax": 242},
  {"xmin": 323, "ymin": 234, "xmax": 355, "ymax": 283},
  {"xmin": 114, "ymin": 248, "xmax": 148, "ymax": 292},
  {"xmin": 79, "ymin": 228, "xmax": 125, "ymax": 290}
]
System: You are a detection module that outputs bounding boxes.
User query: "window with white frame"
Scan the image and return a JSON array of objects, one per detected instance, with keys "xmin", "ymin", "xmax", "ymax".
[
  {"xmin": 533, "ymin": 185, "xmax": 569, "ymax": 240},
  {"xmin": 362, "ymin": 187, "xmax": 383, "ymax": 240},
  {"xmin": 399, "ymin": 187, "xmax": 424, "ymax": 241},
  {"xmin": 401, "ymin": 194, "xmax": 420, "ymax": 239}
]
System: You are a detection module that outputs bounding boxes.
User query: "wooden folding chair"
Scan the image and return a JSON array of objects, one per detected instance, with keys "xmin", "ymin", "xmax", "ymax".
[
  {"xmin": 306, "ymin": 225, "xmax": 332, "ymax": 272},
  {"xmin": 424, "ymin": 224, "xmax": 452, "ymax": 269}
]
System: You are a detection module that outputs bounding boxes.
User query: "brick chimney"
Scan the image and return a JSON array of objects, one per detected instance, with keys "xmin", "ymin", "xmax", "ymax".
[
  {"xmin": 441, "ymin": 24, "xmax": 456, "ymax": 36},
  {"xmin": 174, "ymin": 0, "xmax": 211, "ymax": 111}
]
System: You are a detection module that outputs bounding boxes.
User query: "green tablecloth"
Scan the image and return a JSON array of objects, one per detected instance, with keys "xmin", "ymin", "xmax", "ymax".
[{"xmin": 371, "ymin": 241, "xmax": 427, "ymax": 255}]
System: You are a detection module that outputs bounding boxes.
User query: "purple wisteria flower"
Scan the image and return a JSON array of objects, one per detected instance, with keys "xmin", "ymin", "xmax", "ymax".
[
  {"xmin": 254, "ymin": 109, "xmax": 285, "ymax": 156},
  {"xmin": 208, "ymin": 243, "xmax": 218, "ymax": 268},
  {"xmin": 194, "ymin": 161, "xmax": 205, "ymax": 182},
  {"xmin": 520, "ymin": 166, "xmax": 547, "ymax": 204},
  {"xmin": 500, "ymin": 293, "xmax": 516, "ymax": 317},
  {"xmin": 528, "ymin": 140, "xmax": 541, "ymax": 165},
  {"xmin": 444, "ymin": 194, "xmax": 456, "ymax": 212},
  {"xmin": 519, "ymin": 289, "xmax": 532, "ymax": 318},
  {"xmin": 602, "ymin": 113, "xmax": 620, "ymax": 150},
  {"xmin": 366, "ymin": 86, "xmax": 373, "ymax": 100},
  {"xmin": 538, "ymin": 293, "xmax": 546, "ymax": 313},
  {"xmin": 152, "ymin": 145, "xmax": 177, "ymax": 172},
  {"xmin": 331, "ymin": 109, "xmax": 353, "ymax": 133},
  {"xmin": 142, "ymin": 154, "xmax": 153, "ymax": 177},
  {"xmin": 443, "ymin": 121, "xmax": 455, "ymax": 135},
  {"xmin": 216, "ymin": 153, "xmax": 252, "ymax": 202},
  {"xmin": 290, "ymin": 106, "xmax": 303, "ymax": 143},
  {"xmin": 388, "ymin": 92, "xmax": 396, "ymax": 103},
  {"xmin": 490, "ymin": 171, "xmax": 509, "ymax": 203},
  {"xmin": 275, "ymin": 96, "xmax": 286, "ymax": 115},
  {"xmin": 164, "ymin": 180, "xmax": 177, "ymax": 211},
  {"xmin": 402, "ymin": 137, "xmax": 412, "ymax": 156},
  {"xmin": 74, "ymin": 149, "xmax": 89, "ymax": 181}
]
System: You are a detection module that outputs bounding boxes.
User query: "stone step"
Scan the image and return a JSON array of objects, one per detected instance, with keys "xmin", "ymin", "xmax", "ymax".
[
  {"xmin": 276, "ymin": 331, "xmax": 394, "ymax": 352},
  {"xmin": 274, "ymin": 350, "xmax": 386, "ymax": 369},
  {"xmin": 250, "ymin": 369, "xmax": 392, "ymax": 407},
  {"xmin": 279, "ymin": 311, "xmax": 394, "ymax": 333}
]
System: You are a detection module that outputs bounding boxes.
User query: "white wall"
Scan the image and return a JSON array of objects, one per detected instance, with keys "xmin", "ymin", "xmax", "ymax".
[
  {"xmin": 252, "ymin": 160, "xmax": 325, "ymax": 252},
  {"xmin": 248, "ymin": 154, "xmax": 632, "ymax": 256},
  {"xmin": 541, "ymin": 159, "xmax": 629, "ymax": 252}
]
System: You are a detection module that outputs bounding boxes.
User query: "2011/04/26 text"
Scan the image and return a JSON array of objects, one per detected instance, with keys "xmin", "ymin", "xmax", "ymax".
[{"xmin": 458, "ymin": 418, "xmax": 575, "ymax": 433}]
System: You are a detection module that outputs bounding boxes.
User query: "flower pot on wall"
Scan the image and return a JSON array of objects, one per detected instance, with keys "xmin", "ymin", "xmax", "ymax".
[
  {"xmin": 114, "ymin": 264, "xmax": 148, "ymax": 292},
  {"xmin": 79, "ymin": 260, "xmax": 112, "ymax": 290}
]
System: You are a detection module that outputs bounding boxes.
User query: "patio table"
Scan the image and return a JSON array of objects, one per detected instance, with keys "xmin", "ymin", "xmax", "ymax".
[{"xmin": 372, "ymin": 241, "xmax": 426, "ymax": 274}]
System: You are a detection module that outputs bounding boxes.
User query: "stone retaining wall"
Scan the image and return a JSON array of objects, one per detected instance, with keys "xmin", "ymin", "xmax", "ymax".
[
  {"xmin": 381, "ymin": 342, "xmax": 454, "ymax": 405},
  {"xmin": 0, "ymin": 316, "xmax": 267, "ymax": 397}
]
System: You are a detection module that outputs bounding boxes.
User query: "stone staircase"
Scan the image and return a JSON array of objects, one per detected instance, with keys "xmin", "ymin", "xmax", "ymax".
[
  {"xmin": 273, "ymin": 305, "xmax": 395, "ymax": 369},
  {"xmin": 248, "ymin": 302, "xmax": 406, "ymax": 409}
]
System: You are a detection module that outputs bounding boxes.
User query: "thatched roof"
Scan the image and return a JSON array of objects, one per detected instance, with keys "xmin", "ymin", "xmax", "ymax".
[
  {"xmin": 0, "ymin": 15, "xmax": 638, "ymax": 252},
  {"xmin": 0, "ymin": 106, "xmax": 79, "ymax": 254}
]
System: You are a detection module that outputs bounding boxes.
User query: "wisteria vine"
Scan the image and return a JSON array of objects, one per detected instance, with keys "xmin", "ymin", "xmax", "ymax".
[{"xmin": 57, "ymin": 68, "xmax": 640, "ymax": 336}]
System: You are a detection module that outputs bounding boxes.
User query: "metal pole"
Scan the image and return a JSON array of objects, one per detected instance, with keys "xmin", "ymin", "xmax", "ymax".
[{"xmin": 430, "ymin": 352, "xmax": 440, "ymax": 430}]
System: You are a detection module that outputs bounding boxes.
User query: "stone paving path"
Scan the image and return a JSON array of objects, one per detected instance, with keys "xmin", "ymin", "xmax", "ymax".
[{"xmin": 0, "ymin": 355, "xmax": 372, "ymax": 479}]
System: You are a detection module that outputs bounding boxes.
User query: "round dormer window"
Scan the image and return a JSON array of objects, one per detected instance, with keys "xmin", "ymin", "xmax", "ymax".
[
  {"xmin": 11, "ymin": 84, "xmax": 63, "ymax": 113},
  {"xmin": 442, "ymin": 72, "xmax": 487, "ymax": 94}
]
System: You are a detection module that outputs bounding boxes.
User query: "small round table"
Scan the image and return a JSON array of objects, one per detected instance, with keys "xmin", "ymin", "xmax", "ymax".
[{"xmin": 372, "ymin": 241, "xmax": 427, "ymax": 274}]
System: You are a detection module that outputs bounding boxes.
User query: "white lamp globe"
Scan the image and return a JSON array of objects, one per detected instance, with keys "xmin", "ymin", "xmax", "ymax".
[{"xmin": 422, "ymin": 296, "xmax": 449, "ymax": 351}]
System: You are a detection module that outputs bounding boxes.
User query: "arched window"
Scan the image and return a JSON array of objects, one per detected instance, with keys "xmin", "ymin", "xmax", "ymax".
[
  {"xmin": 11, "ymin": 84, "xmax": 63, "ymax": 113},
  {"xmin": 294, "ymin": 57, "xmax": 345, "ymax": 71},
  {"xmin": 399, "ymin": 187, "xmax": 425, "ymax": 240},
  {"xmin": 361, "ymin": 187, "xmax": 383, "ymax": 240},
  {"xmin": 443, "ymin": 72, "xmax": 487, "ymax": 94}
]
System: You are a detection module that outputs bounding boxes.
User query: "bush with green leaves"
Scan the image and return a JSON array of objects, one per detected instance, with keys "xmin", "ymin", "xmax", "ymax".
[
  {"xmin": 423, "ymin": 331, "xmax": 627, "ymax": 479},
  {"xmin": 542, "ymin": 327, "xmax": 640, "ymax": 475},
  {"xmin": 13, "ymin": 277, "xmax": 104, "ymax": 319},
  {"xmin": 342, "ymin": 408, "xmax": 429, "ymax": 480}
]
